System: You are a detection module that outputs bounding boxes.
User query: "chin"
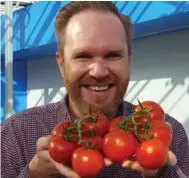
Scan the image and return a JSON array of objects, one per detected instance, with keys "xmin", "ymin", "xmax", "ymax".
[{"xmin": 88, "ymin": 100, "xmax": 119, "ymax": 117}]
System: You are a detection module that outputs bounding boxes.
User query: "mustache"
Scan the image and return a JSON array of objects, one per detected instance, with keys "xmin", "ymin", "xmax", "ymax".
[{"xmin": 79, "ymin": 76, "xmax": 115, "ymax": 85}]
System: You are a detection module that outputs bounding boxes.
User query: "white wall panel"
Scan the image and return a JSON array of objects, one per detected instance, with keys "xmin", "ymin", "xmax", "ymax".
[{"xmin": 27, "ymin": 30, "xmax": 189, "ymax": 135}]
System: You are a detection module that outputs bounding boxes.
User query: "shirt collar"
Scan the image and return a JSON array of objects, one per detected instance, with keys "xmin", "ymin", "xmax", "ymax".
[
  {"xmin": 57, "ymin": 95, "xmax": 75, "ymax": 123},
  {"xmin": 58, "ymin": 94, "xmax": 130, "ymax": 122}
]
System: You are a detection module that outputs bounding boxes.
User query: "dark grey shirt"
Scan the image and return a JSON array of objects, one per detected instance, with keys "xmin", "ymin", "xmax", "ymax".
[{"xmin": 1, "ymin": 97, "xmax": 189, "ymax": 178}]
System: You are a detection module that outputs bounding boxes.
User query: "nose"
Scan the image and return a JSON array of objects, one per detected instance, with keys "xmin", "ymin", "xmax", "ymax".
[{"xmin": 88, "ymin": 59, "xmax": 109, "ymax": 79}]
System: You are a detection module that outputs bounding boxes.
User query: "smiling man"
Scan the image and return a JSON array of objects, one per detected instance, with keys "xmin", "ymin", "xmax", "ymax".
[
  {"xmin": 1, "ymin": 2, "xmax": 189, "ymax": 178},
  {"xmin": 56, "ymin": 7, "xmax": 131, "ymax": 120}
]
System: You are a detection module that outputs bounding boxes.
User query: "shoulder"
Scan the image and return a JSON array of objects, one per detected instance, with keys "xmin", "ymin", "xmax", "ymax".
[
  {"xmin": 13, "ymin": 101, "xmax": 63, "ymax": 118},
  {"xmin": 1, "ymin": 101, "xmax": 63, "ymax": 131},
  {"xmin": 122, "ymin": 100, "xmax": 136, "ymax": 109},
  {"xmin": 122, "ymin": 100, "xmax": 135, "ymax": 115}
]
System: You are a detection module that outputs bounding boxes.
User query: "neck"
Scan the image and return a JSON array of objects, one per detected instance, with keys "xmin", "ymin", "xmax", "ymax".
[
  {"xmin": 67, "ymin": 97, "xmax": 86, "ymax": 119},
  {"xmin": 67, "ymin": 96, "xmax": 123, "ymax": 120}
]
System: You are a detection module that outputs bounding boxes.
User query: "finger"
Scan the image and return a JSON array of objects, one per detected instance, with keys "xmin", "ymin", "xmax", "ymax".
[
  {"xmin": 122, "ymin": 160, "xmax": 145, "ymax": 173},
  {"xmin": 167, "ymin": 151, "xmax": 177, "ymax": 166},
  {"xmin": 37, "ymin": 150, "xmax": 53, "ymax": 163},
  {"xmin": 122, "ymin": 160, "xmax": 133, "ymax": 168},
  {"xmin": 37, "ymin": 135, "xmax": 52, "ymax": 151},
  {"xmin": 30, "ymin": 154, "xmax": 61, "ymax": 177},
  {"xmin": 142, "ymin": 169, "xmax": 158, "ymax": 178},
  {"xmin": 53, "ymin": 160, "xmax": 81, "ymax": 178},
  {"xmin": 131, "ymin": 161, "xmax": 145, "ymax": 173},
  {"xmin": 104, "ymin": 158, "xmax": 112, "ymax": 166},
  {"xmin": 165, "ymin": 122, "xmax": 172, "ymax": 131},
  {"xmin": 165, "ymin": 122, "xmax": 171, "ymax": 126}
]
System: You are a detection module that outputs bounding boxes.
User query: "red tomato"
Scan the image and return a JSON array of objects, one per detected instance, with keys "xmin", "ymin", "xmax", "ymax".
[
  {"xmin": 102, "ymin": 130, "xmax": 137, "ymax": 162},
  {"xmin": 138, "ymin": 130, "xmax": 152, "ymax": 143},
  {"xmin": 78, "ymin": 135, "xmax": 103, "ymax": 152},
  {"xmin": 72, "ymin": 147, "xmax": 104, "ymax": 178},
  {"xmin": 150, "ymin": 122, "xmax": 172, "ymax": 147},
  {"xmin": 83, "ymin": 112, "xmax": 109, "ymax": 137},
  {"xmin": 51, "ymin": 122, "xmax": 66, "ymax": 137},
  {"xmin": 109, "ymin": 116, "xmax": 128, "ymax": 132},
  {"xmin": 138, "ymin": 122, "xmax": 172, "ymax": 144},
  {"xmin": 134, "ymin": 101, "xmax": 165, "ymax": 121},
  {"xmin": 135, "ymin": 138, "xmax": 168, "ymax": 170},
  {"xmin": 48, "ymin": 136, "xmax": 78, "ymax": 164},
  {"xmin": 51, "ymin": 121, "xmax": 76, "ymax": 138},
  {"xmin": 150, "ymin": 119, "xmax": 165, "ymax": 126}
]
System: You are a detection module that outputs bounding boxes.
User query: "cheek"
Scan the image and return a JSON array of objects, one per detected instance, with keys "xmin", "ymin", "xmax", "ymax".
[
  {"xmin": 109, "ymin": 60, "xmax": 130, "ymax": 81},
  {"xmin": 64, "ymin": 62, "xmax": 87, "ymax": 83}
]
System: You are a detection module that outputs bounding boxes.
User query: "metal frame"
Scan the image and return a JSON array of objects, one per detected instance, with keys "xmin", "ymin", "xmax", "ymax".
[{"xmin": 5, "ymin": 1, "xmax": 13, "ymax": 119}]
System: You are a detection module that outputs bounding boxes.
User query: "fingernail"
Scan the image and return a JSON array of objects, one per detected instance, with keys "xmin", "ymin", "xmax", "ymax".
[
  {"xmin": 104, "ymin": 158, "xmax": 112, "ymax": 166},
  {"xmin": 132, "ymin": 162, "xmax": 145, "ymax": 173}
]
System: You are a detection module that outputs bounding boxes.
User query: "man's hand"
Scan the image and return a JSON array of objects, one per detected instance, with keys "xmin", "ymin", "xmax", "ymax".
[
  {"xmin": 104, "ymin": 150, "xmax": 177, "ymax": 178},
  {"xmin": 28, "ymin": 135, "xmax": 80, "ymax": 178}
]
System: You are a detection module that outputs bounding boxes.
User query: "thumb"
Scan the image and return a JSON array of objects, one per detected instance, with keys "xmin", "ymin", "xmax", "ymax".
[
  {"xmin": 167, "ymin": 151, "xmax": 177, "ymax": 166},
  {"xmin": 53, "ymin": 160, "xmax": 81, "ymax": 178},
  {"xmin": 104, "ymin": 157, "xmax": 113, "ymax": 166},
  {"xmin": 37, "ymin": 135, "xmax": 52, "ymax": 151}
]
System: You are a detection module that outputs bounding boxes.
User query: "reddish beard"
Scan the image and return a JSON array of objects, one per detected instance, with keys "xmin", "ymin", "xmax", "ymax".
[{"xmin": 63, "ymin": 74, "xmax": 129, "ymax": 119}]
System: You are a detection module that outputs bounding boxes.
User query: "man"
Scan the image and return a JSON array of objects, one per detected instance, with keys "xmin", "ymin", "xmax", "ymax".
[{"xmin": 1, "ymin": 2, "xmax": 189, "ymax": 178}]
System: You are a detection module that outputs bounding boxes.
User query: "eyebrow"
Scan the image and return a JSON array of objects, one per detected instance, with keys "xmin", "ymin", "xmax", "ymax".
[
  {"xmin": 72, "ymin": 51, "xmax": 92, "ymax": 58},
  {"xmin": 105, "ymin": 50, "xmax": 124, "ymax": 55},
  {"xmin": 72, "ymin": 49, "xmax": 124, "ymax": 58}
]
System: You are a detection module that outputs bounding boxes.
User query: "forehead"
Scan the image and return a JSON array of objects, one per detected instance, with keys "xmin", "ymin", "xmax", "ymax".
[{"xmin": 64, "ymin": 11, "xmax": 127, "ymax": 52}]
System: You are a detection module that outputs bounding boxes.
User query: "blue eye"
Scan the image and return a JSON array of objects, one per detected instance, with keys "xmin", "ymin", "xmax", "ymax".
[
  {"xmin": 109, "ymin": 54, "xmax": 120, "ymax": 57},
  {"xmin": 76, "ymin": 55, "xmax": 90, "ymax": 59},
  {"xmin": 105, "ymin": 52, "xmax": 122, "ymax": 59},
  {"xmin": 74, "ymin": 52, "xmax": 92, "ymax": 61}
]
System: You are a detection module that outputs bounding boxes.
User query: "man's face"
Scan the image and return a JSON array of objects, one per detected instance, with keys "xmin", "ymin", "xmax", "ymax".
[{"xmin": 57, "ymin": 11, "xmax": 131, "ymax": 118}]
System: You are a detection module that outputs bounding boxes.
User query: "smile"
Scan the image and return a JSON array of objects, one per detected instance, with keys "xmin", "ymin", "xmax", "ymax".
[{"xmin": 84, "ymin": 85, "xmax": 113, "ymax": 92}]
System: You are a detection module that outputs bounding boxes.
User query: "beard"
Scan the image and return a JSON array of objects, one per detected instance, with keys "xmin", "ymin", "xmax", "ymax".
[{"xmin": 64, "ymin": 73, "xmax": 130, "ymax": 119}]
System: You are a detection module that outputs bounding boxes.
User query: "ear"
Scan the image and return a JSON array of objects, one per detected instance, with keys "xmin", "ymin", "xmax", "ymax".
[{"xmin": 56, "ymin": 52, "xmax": 64, "ymax": 78}]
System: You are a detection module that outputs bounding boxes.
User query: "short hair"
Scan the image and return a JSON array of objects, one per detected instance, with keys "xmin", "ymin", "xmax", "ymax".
[{"xmin": 55, "ymin": 1, "xmax": 132, "ymax": 55}]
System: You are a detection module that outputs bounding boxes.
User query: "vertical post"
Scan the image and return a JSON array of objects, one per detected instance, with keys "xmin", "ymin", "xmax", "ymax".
[{"xmin": 5, "ymin": 1, "xmax": 13, "ymax": 119}]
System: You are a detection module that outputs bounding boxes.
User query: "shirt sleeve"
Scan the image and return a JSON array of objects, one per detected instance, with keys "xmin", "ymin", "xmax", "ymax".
[
  {"xmin": 160, "ymin": 122, "xmax": 189, "ymax": 178},
  {"xmin": 1, "ymin": 119, "xmax": 31, "ymax": 178},
  {"xmin": 17, "ymin": 166, "xmax": 30, "ymax": 178}
]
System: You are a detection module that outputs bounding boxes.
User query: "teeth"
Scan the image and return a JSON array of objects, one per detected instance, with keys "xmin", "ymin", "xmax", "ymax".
[{"xmin": 88, "ymin": 85, "xmax": 109, "ymax": 91}]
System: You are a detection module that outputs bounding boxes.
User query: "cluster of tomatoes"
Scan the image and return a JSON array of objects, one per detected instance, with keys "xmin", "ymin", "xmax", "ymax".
[{"xmin": 48, "ymin": 101, "xmax": 172, "ymax": 178}]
